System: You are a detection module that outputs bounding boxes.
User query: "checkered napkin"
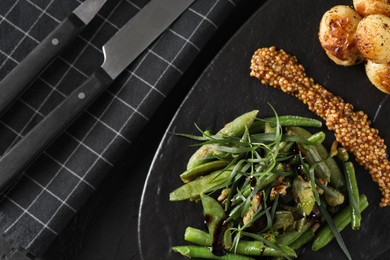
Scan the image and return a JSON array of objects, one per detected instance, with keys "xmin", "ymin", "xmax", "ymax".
[{"xmin": 0, "ymin": 0, "xmax": 239, "ymax": 257}]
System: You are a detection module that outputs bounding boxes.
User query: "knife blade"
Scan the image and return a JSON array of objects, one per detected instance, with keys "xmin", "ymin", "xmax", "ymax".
[
  {"xmin": 0, "ymin": 0, "xmax": 107, "ymax": 116},
  {"xmin": 0, "ymin": 0, "xmax": 194, "ymax": 192}
]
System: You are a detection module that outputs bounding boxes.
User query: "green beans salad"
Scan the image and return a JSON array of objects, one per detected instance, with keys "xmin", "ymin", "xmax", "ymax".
[{"xmin": 170, "ymin": 110, "xmax": 367, "ymax": 260}]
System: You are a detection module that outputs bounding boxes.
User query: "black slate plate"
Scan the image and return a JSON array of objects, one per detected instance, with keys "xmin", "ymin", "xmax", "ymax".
[{"xmin": 138, "ymin": 0, "xmax": 390, "ymax": 259}]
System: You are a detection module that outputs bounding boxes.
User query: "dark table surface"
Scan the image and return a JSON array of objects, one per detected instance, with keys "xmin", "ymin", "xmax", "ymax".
[{"xmin": 0, "ymin": 2, "xmax": 265, "ymax": 259}]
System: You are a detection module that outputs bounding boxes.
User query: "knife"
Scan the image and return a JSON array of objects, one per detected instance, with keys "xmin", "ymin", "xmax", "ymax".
[
  {"xmin": 0, "ymin": 0, "xmax": 107, "ymax": 116},
  {"xmin": 0, "ymin": 0, "xmax": 194, "ymax": 192}
]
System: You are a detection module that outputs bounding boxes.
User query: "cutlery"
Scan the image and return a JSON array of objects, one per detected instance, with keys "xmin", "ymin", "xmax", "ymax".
[
  {"xmin": 0, "ymin": 0, "xmax": 194, "ymax": 192},
  {"xmin": 0, "ymin": 0, "xmax": 107, "ymax": 116}
]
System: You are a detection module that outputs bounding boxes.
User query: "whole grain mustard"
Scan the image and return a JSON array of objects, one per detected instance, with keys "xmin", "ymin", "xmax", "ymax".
[{"xmin": 250, "ymin": 46, "xmax": 390, "ymax": 207}]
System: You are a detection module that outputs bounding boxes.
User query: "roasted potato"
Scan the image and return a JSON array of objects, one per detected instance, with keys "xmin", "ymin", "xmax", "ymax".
[
  {"xmin": 318, "ymin": 5, "xmax": 364, "ymax": 66},
  {"xmin": 356, "ymin": 14, "xmax": 390, "ymax": 64},
  {"xmin": 365, "ymin": 60, "xmax": 390, "ymax": 94},
  {"xmin": 353, "ymin": 0, "xmax": 390, "ymax": 17}
]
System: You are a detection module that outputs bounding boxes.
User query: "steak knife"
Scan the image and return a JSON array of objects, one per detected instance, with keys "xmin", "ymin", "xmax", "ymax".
[
  {"xmin": 0, "ymin": 0, "xmax": 107, "ymax": 116},
  {"xmin": 0, "ymin": 0, "xmax": 194, "ymax": 192}
]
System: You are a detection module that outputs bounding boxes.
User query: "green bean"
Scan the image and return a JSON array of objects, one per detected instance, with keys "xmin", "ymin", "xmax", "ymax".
[
  {"xmin": 289, "ymin": 223, "xmax": 319, "ymax": 250},
  {"xmin": 183, "ymin": 227, "xmax": 297, "ymax": 258},
  {"xmin": 325, "ymin": 156, "xmax": 345, "ymax": 189},
  {"xmin": 287, "ymin": 127, "xmax": 344, "ymax": 188},
  {"xmin": 305, "ymin": 146, "xmax": 332, "ymax": 182},
  {"xmin": 273, "ymin": 116, "xmax": 322, "ymax": 128},
  {"xmin": 169, "ymin": 170, "xmax": 231, "ymax": 201},
  {"xmin": 172, "ymin": 245, "xmax": 255, "ymax": 260},
  {"xmin": 184, "ymin": 227, "xmax": 212, "ymax": 246},
  {"xmin": 312, "ymin": 194, "xmax": 368, "ymax": 251},
  {"xmin": 276, "ymin": 221, "xmax": 313, "ymax": 245},
  {"xmin": 344, "ymin": 162, "xmax": 361, "ymax": 230},
  {"xmin": 289, "ymin": 230, "xmax": 314, "ymax": 250},
  {"xmin": 186, "ymin": 110, "xmax": 259, "ymax": 170},
  {"xmin": 180, "ymin": 160, "xmax": 230, "ymax": 183},
  {"xmin": 250, "ymin": 116, "xmax": 322, "ymax": 133}
]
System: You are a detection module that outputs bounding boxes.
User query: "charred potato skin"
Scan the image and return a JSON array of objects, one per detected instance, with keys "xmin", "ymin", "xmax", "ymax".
[
  {"xmin": 318, "ymin": 5, "xmax": 364, "ymax": 66},
  {"xmin": 365, "ymin": 60, "xmax": 390, "ymax": 94},
  {"xmin": 356, "ymin": 14, "xmax": 390, "ymax": 64},
  {"xmin": 353, "ymin": 0, "xmax": 390, "ymax": 17}
]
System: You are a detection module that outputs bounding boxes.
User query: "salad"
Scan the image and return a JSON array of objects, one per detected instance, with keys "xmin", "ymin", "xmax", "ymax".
[{"xmin": 170, "ymin": 109, "xmax": 367, "ymax": 260}]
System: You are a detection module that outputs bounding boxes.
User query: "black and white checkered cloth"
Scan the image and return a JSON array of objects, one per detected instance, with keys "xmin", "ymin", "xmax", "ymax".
[{"xmin": 0, "ymin": 0, "xmax": 239, "ymax": 257}]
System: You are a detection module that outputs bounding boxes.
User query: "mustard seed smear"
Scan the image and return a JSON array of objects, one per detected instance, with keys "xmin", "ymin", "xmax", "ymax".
[{"xmin": 250, "ymin": 46, "xmax": 390, "ymax": 207}]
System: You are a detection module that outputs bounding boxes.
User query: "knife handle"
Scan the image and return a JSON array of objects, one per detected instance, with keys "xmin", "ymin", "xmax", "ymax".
[
  {"xmin": 0, "ymin": 14, "xmax": 85, "ymax": 116},
  {"xmin": 0, "ymin": 68, "xmax": 112, "ymax": 192}
]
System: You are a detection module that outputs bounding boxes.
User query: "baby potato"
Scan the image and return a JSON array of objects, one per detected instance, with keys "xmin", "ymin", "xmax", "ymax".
[
  {"xmin": 356, "ymin": 14, "xmax": 390, "ymax": 64},
  {"xmin": 353, "ymin": 0, "xmax": 390, "ymax": 17},
  {"xmin": 318, "ymin": 5, "xmax": 364, "ymax": 66},
  {"xmin": 365, "ymin": 60, "xmax": 390, "ymax": 94}
]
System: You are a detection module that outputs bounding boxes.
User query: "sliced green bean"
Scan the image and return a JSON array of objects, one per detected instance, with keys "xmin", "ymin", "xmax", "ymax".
[
  {"xmin": 324, "ymin": 186, "xmax": 345, "ymax": 207},
  {"xmin": 294, "ymin": 217, "xmax": 306, "ymax": 233},
  {"xmin": 307, "ymin": 131, "xmax": 326, "ymax": 146},
  {"xmin": 287, "ymin": 127, "xmax": 330, "ymax": 182},
  {"xmin": 326, "ymin": 153, "xmax": 345, "ymax": 189},
  {"xmin": 265, "ymin": 122, "xmax": 277, "ymax": 134},
  {"xmin": 312, "ymin": 194, "xmax": 368, "ymax": 251},
  {"xmin": 344, "ymin": 162, "xmax": 361, "ymax": 230},
  {"xmin": 186, "ymin": 110, "xmax": 259, "ymax": 170},
  {"xmin": 337, "ymin": 147, "xmax": 349, "ymax": 162},
  {"xmin": 218, "ymin": 110, "xmax": 259, "ymax": 137},
  {"xmin": 292, "ymin": 175, "xmax": 315, "ymax": 216},
  {"xmin": 276, "ymin": 221, "xmax": 313, "ymax": 245},
  {"xmin": 287, "ymin": 127, "xmax": 344, "ymax": 188},
  {"xmin": 172, "ymin": 245, "xmax": 255, "ymax": 260},
  {"xmin": 180, "ymin": 160, "xmax": 230, "ymax": 183},
  {"xmin": 201, "ymin": 194, "xmax": 228, "ymax": 251},
  {"xmin": 170, "ymin": 170, "xmax": 231, "ymax": 201},
  {"xmin": 272, "ymin": 211, "xmax": 295, "ymax": 230},
  {"xmin": 305, "ymin": 146, "xmax": 331, "ymax": 182},
  {"xmin": 184, "ymin": 227, "xmax": 297, "ymax": 258}
]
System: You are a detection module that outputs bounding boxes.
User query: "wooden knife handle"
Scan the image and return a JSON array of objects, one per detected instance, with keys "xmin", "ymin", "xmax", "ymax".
[
  {"xmin": 0, "ymin": 68, "xmax": 112, "ymax": 192},
  {"xmin": 0, "ymin": 14, "xmax": 85, "ymax": 116}
]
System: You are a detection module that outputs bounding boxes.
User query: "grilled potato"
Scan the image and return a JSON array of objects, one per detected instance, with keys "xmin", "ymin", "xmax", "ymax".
[
  {"xmin": 365, "ymin": 60, "xmax": 390, "ymax": 94},
  {"xmin": 318, "ymin": 5, "xmax": 364, "ymax": 66},
  {"xmin": 356, "ymin": 14, "xmax": 390, "ymax": 64},
  {"xmin": 353, "ymin": 0, "xmax": 390, "ymax": 17}
]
